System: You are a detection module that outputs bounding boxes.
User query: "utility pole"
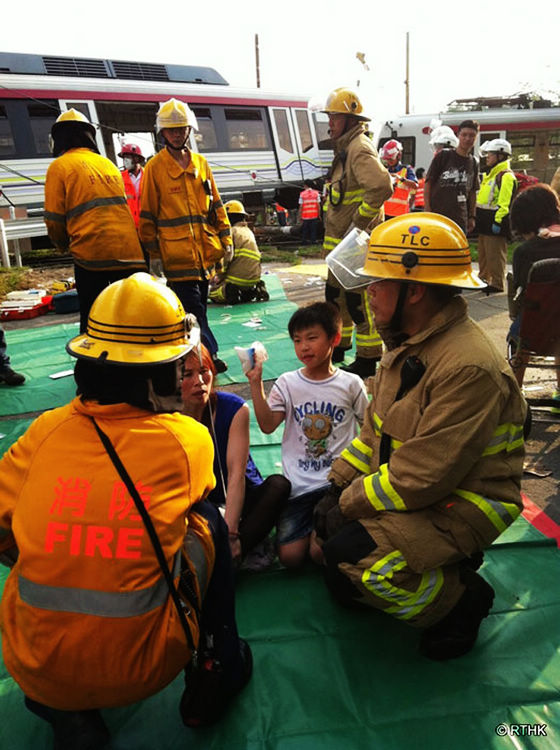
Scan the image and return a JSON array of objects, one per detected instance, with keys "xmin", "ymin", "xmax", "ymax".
[
  {"xmin": 255, "ymin": 33, "xmax": 261, "ymax": 89},
  {"xmin": 405, "ymin": 31, "xmax": 410, "ymax": 114}
]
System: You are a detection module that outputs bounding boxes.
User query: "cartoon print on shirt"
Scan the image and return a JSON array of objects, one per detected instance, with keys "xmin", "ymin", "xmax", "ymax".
[{"xmin": 301, "ymin": 413, "xmax": 333, "ymax": 458}]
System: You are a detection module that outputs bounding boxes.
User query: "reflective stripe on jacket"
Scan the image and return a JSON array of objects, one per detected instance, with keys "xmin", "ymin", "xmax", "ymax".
[
  {"xmin": 323, "ymin": 124, "xmax": 392, "ymax": 254},
  {"xmin": 121, "ymin": 168, "xmax": 144, "ymax": 228},
  {"xmin": 224, "ymin": 223, "xmax": 261, "ymax": 286},
  {"xmin": 384, "ymin": 166, "xmax": 413, "ymax": 218},
  {"xmin": 44, "ymin": 148, "xmax": 145, "ymax": 272},
  {"xmin": 476, "ymin": 160, "xmax": 517, "ymax": 225},
  {"xmin": 300, "ymin": 188, "xmax": 321, "ymax": 220},
  {"xmin": 329, "ymin": 296, "xmax": 526, "ymax": 552},
  {"xmin": 139, "ymin": 149, "xmax": 232, "ymax": 282},
  {"xmin": 0, "ymin": 398, "xmax": 215, "ymax": 710},
  {"xmin": 413, "ymin": 178, "xmax": 425, "ymax": 208}
]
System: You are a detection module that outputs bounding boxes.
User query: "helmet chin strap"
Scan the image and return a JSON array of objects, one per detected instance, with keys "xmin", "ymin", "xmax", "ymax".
[
  {"xmin": 163, "ymin": 126, "xmax": 191, "ymax": 152},
  {"xmin": 387, "ymin": 282, "xmax": 410, "ymax": 348}
]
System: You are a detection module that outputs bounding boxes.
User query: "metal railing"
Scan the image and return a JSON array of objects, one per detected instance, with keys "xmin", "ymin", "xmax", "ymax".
[{"xmin": 0, "ymin": 211, "xmax": 47, "ymax": 268}]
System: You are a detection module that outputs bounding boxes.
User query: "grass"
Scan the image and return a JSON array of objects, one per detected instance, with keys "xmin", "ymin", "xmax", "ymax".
[
  {"xmin": 0, "ymin": 267, "xmax": 30, "ymax": 299},
  {"xmin": 260, "ymin": 244, "xmax": 323, "ymax": 263}
]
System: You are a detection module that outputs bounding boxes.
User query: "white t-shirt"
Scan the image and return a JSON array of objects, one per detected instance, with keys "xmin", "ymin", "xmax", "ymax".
[{"xmin": 268, "ymin": 368, "xmax": 368, "ymax": 498}]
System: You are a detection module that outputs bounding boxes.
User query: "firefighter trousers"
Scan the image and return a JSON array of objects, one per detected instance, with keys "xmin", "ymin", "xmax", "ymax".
[
  {"xmin": 321, "ymin": 507, "xmax": 486, "ymax": 628},
  {"xmin": 325, "ymin": 271, "xmax": 382, "ymax": 359}
]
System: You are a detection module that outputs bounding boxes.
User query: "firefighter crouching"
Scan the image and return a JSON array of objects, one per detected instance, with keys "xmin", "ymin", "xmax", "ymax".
[
  {"xmin": 0, "ymin": 273, "xmax": 252, "ymax": 748},
  {"xmin": 209, "ymin": 200, "xmax": 269, "ymax": 304},
  {"xmin": 312, "ymin": 213, "xmax": 526, "ymax": 660}
]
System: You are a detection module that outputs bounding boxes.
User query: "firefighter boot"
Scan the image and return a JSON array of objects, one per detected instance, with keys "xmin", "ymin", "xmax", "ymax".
[
  {"xmin": 332, "ymin": 346, "xmax": 347, "ymax": 364},
  {"xmin": 341, "ymin": 356, "xmax": 378, "ymax": 379},
  {"xmin": 419, "ymin": 569, "xmax": 495, "ymax": 661},
  {"xmin": 180, "ymin": 637, "xmax": 253, "ymax": 728},
  {"xmin": 212, "ymin": 354, "xmax": 228, "ymax": 374},
  {"xmin": 24, "ymin": 698, "xmax": 110, "ymax": 750},
  {"xmin": 0, "ymin": 366, "xmax": 25, "ymax": 386},
  {"xmin": 255, "ymin": 280, "xmax": 270, "ymax": 302}
]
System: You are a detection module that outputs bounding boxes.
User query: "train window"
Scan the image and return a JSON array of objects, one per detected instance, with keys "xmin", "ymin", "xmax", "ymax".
[
  {"xmin": 192, "ymin": 107, "xmax": 218, "ymax": 152},
  {"xmin": 313, "ymin": 113, "xmax": 331, "ymax": 150},
  {"xmin": 272, "ymin": 109, "xmax": 293, "ymax": 153},
  {"xmin": 64, "ymin": 102, "xmax": 91, "ymax": 119},
  {"xmin": 508, "ymin": 134, "xmax": 536, "ymax": 171},
  {"xmin": 224, "ymin": 108, "xmax": 268, "ymax": 150},
  {"xmin": 28, "ymin": 103, "xmax": 58, "ymax": 155},
  {"xmin": 0, "ymin": 106, "xmax": 16, "ymax": 156},
  {"xmin": 295, "ymin": 110, "xmax": 313, "ymax": 153}
]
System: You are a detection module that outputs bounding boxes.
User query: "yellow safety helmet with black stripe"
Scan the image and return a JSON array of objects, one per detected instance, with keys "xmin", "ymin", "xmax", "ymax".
[
  {"xmin": 51, "ymin": 108, "xmax": 96, "ymax": 140},
  {"xmin": 225, "ymin": 199, "xmax": 248, "ymax": 216},
  {"xmin": 322, "ymin": 88, "xmax": 370, "ymax": 122},
  {"xmin": 359, "ymin": 212, "xmax": 486, "ymax": 289},
  {"xmin": 67, "ymin": 273, "xmax": 198, "ymax": 365}
]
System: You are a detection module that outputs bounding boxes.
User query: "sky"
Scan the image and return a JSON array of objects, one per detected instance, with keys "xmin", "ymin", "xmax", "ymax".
[{"xmin": 3, "ymin": 0, "xmax": 559, "ymax": 122}]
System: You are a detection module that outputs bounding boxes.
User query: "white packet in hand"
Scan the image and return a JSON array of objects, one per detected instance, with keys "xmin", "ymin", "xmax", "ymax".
[{"xmin": 234, "ymin": 341, "xmax": 268, "ymax": 374}]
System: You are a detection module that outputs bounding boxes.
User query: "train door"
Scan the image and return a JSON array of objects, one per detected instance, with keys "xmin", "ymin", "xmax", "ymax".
[
  {"xmin": 58, "ymin": 99, "xmax": 105, "ymax": 156},
  {"xmin": 290, "ymin": 108, "xmax": 319, "ymax": 179},
  {"xmin": 269, "ymin": 107, "xmax": 302, "ymax": 182}
]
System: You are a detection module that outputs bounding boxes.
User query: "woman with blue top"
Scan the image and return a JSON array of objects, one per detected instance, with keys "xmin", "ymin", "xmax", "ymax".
[{"xmin": 182, "ymin": 344, "xmax": 291, "ymax": 565}]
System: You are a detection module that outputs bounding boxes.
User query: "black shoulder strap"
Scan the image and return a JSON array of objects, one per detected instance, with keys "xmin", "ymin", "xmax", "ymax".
[{"xmin": 90, "ymin": 417, "xmax": 197, "ymax": 653}]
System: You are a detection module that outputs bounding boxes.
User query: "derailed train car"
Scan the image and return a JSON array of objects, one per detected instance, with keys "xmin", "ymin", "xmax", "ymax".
[{"xmin": 0, "ymin": 51, "xmax": 332, "ymax": 216}]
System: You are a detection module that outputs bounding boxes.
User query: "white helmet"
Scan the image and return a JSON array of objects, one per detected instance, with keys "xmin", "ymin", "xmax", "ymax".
[
  {"xmin": 429, "ymin": 125, "xmax": 458, "ymax": 148},
  {"xmin": 481, "ymin": 138, "xmax": 512, "ymax": 156}
]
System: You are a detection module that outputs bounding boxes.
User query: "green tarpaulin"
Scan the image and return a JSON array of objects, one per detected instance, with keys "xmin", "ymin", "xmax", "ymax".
[
  {"xmin": 1, "ymin": 517, "xmax": 559, "ymax": 749},
  {"xmin": 1, "ymin": 274, "xmax": 299, "ymax": 416}
]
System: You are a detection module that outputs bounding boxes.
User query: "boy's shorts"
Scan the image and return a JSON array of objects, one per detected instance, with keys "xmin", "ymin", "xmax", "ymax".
[{"xmin": 276, "ymin": 486, "xmax": 329, "ymax": 545}]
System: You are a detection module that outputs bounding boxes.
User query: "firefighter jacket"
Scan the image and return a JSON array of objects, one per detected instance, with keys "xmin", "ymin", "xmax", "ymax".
[
  {"xmin": 44, "ymin": 148, "xmax": 146, "ymax": 273},
  {"xmin": 224, "ymin": 223, "xmax": 261, "ymax": 287},
  {"xmin": 139, "ymin": 148, "xmax": 232, "ymax": 282},
  {"xmin": 476, "ymin": 159, "xmax": 517, "ymax": 229},
  {"xmin": 0, "ymin": 398, "xmax": 215, "ymax": 710},
  {"xmin": 329, "ymin": 296, "xmax": 526, "ymax": 558},
  {"xmin": 323, "ymin": 124, "xmax": 392, "ymax": 253},
  {"xmin": 121, "ymin": 167, "xmax": 144, "ymax": 228}
]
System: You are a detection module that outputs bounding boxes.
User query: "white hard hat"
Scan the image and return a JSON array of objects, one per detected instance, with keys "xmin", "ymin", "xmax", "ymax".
[
  {"xmin": 481, "ymin": 138, "xmax": 512, "ymax": 156},
  {"xmin": 429, "ymin": 125, "xmax": 458, "ymax": 148}
]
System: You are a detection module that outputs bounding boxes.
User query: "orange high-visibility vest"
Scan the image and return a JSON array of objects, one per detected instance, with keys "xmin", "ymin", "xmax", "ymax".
[
  {"xmin": 121, "ymin": 168, "xmax": 143, "ymax": 228},
  {"xmin": 300, "ymin": 188, "xmax": 320, "ymax": 220},
  {"xmin": 384, "ymin": 167, "xmax": 412, "ymax": 218},
  {"xmin": 414, "ymin": 177, "xmax": 425, "ymax": 208}
]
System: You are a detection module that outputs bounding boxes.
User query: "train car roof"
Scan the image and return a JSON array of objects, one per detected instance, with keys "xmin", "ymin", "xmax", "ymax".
[{"xmin": 0, "ymin": 51, "xmax": 228, "ymax": 86}]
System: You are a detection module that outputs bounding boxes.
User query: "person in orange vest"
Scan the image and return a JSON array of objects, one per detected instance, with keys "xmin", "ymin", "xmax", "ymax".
[
  {"xmin": 411, "ymin": 167, "xmax": 425, "ymax": 212},
  {"xmin": 119, "ymin": 143, "xmax": 145, "ymax": 228},
  {"xmin": 274, "ymin": 202, "xmax": 289, "ymax": 226},
  {"xmin": 0, "ymin": 273, "xmax": 252, "ymax": 747},
  {"xmin": 379, "ymin": 139, "xmax": 417, "ymax": 219},
  {"xmin": 298, "ymin": 180, "xmax": 322, "ymax": 244}
]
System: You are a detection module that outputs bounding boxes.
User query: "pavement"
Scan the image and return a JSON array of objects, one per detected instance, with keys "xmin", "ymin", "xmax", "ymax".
[{"xmin": 2, "ymin": 260, "xmax": 559, "ymax": 525}]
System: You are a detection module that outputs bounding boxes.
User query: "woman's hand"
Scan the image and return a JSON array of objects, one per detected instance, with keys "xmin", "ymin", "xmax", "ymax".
[{"xmin": 228, "ymin": 534, "xmax": 242, "ymax": 566}]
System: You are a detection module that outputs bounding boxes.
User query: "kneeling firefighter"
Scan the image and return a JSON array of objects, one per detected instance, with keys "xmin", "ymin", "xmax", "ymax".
[
  {"xmin": 314, "ymin": 213, "xmax": 526, "ymax": 660},
  {"xmin": 0, "ymin": 273, "xmax": 252, "ymax": 748},
  {"xmin": 209, "ymin": 200, "xmax": 269, "ymax": 304}
]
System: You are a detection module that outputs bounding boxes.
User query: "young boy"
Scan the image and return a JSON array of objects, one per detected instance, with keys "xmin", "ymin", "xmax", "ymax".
[{"xmin": 247, "ymin": 302, "xmax": 368, "ymax": 568}]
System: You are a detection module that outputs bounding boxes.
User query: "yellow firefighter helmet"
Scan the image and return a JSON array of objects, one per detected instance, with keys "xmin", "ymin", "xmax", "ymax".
[
  {"xmin": 51, "ymin": 108, "xmax": 96, "ymax": 139},
  {"xmin": 359, "ymin": 213, "xmax": 486, "ymax": 289},
  {"xmin": 156, "ymin": 98, "xmax": 198, "ymax": 131},
  {"xmin": 67, "ymin": 273, "xmax": 198, "ymax": 365},
  {"xmin": 322, "ymin": 88, "xmax": 370, "ymax": 122},
  {"xmin": 224, "ymin": 199, "xmax": 247, "ymax": 216}
]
